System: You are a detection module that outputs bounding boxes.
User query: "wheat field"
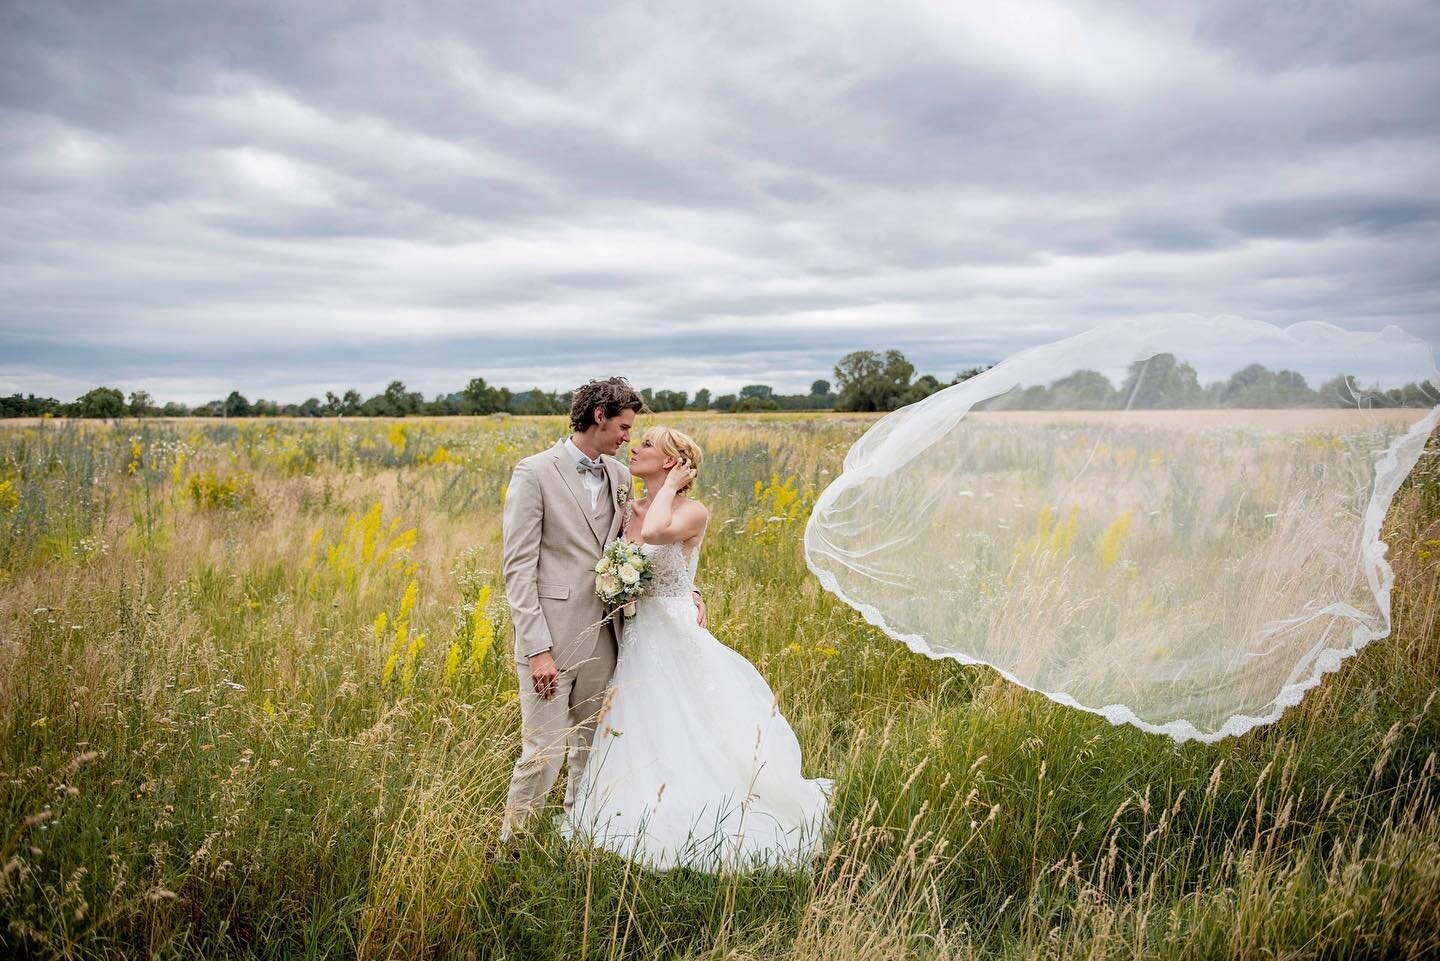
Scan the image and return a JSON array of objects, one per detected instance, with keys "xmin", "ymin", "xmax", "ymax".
[{"xmin": 2, "ymin": 412, "xmax": 1438, "ymax": 960}]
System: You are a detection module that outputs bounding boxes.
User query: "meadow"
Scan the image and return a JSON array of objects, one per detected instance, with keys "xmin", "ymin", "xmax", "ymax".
[{"xmin": 1, "ymin": 412, "xmax": 1438, "ymax": 960}]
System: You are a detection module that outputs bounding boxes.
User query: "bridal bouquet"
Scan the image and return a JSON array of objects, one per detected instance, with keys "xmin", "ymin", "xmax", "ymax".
[{"xmin": 595, "ymin": 539, "xmax": 652, "ymax": 617}]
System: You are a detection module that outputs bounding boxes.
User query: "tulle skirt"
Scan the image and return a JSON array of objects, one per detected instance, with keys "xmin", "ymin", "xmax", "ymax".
[{"xmin": 559, "ymin": 596, "xmax": 835, "ymax": 872}]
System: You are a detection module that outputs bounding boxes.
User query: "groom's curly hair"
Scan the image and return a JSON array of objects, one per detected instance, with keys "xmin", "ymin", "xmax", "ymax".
[{"xmin": 570, "ymin": 377, "xmax": 646, "ymax": 432}]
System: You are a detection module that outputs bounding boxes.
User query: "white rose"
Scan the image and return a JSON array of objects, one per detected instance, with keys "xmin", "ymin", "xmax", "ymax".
[
  {"xmin": 618, "ymin": 564, "xmax": 640, "ymax": 585},
  {"xmin": 595, "ymin": 557, "xmax": 611, "ymax": 574},
  {"xmin": 598, "ymin": 572, "xmax": 622, "ymax": 596}
]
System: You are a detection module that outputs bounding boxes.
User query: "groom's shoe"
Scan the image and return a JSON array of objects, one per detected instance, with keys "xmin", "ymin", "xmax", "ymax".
[
  {"xmin": 486, "ymin": 836, "xmax": 523, "ymax": 863},
  {"xmin": 493, "ymin": 808, "xmax": 540, "ymax": 862}
]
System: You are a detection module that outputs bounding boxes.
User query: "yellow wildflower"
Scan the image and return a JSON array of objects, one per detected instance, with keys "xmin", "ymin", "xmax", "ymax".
[
  {"xmin": 401, "ymin": 633, "xmax": 425, "ymax": 691},
  {"xmin": 1097, "ymin": 511, "xmax": 1134, "ymax": 569},
  {"xmin": 469, "ymin": 587, "xmax": 494, "ymax": 669},
  {"xmin": 388, "ymin": 422, "xmax": 408, "ymax": 456}
]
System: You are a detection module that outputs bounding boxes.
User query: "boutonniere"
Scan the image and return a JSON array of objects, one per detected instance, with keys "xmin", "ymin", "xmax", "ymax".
[{"xmin": 614, "ymin": 483, "xmax": 630, "ymax": 509}]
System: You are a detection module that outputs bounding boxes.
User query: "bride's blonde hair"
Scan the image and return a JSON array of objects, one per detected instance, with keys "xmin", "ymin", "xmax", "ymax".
[{"xmin": 642, "ymin": 425, "xmax": 703, "ymax": 495}]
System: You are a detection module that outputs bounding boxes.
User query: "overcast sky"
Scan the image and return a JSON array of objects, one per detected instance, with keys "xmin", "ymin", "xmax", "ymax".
[{"xmin": 2, "ymin": 1, "xmax": 1438, "ymax": 404}]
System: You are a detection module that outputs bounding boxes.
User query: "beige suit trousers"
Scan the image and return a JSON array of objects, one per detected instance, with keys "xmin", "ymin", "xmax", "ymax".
[{"xmin": 499, "ymin": 622, "xmax": 618, "ymax": 839}]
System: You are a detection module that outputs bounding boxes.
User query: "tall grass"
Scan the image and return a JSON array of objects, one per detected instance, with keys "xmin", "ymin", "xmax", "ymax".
[{"xmin": 1, "ymin": 413, "xmax": 1437, "ymax": 959}]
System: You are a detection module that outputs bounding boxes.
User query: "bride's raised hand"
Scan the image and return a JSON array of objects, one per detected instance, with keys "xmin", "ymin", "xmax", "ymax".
[{"xmin": 662, "ymin": 458, "xmax": 697, "ymax": 492}]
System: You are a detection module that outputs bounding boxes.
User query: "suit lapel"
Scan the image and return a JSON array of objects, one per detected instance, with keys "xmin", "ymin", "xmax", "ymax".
[
  {"xmin": 603, "ymin": 459, "xmax": 627, "ymax": 542},
  {"xmin": 551, "ymin": 442, "xmax": 606, "ymax": 547}
]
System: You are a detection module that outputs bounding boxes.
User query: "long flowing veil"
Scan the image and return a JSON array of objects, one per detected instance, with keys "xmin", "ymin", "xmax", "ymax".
[{"xmin": 805, "ymin": 317, "xmax": 1440, "ymax": 742}]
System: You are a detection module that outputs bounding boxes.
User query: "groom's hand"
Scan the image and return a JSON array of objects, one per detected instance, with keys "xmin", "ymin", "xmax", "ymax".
[{"xmin": 529, "ymin": 651, "xmax": 559, "ymax": 699}]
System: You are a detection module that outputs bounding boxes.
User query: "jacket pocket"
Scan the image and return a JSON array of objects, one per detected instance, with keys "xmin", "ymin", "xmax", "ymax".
[{"xmin": 537, "ymin": 583, "xmax": 570, "ymax": 600}]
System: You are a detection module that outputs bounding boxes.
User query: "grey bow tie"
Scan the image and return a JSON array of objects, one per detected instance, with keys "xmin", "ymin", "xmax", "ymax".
[{"xmin": 576, "ymin": 456, "xmax": 606, "ymax": 478}]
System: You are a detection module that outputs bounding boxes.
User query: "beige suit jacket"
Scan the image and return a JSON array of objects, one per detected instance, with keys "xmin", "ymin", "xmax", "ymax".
[{"xmin": 502, "ymin": 439, "xmax": 630, "ymax": 672}]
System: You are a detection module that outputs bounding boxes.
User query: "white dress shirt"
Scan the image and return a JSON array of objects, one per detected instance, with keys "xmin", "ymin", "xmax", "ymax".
[{"xmin": 565, "ymin": 437, "xmax": 606, "ymax": 509}]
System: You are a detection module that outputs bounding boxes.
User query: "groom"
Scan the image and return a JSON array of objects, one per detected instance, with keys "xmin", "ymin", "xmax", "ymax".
[{"xmin": 499, "ymin": 376, "xmax": 705, "ymax": 842}]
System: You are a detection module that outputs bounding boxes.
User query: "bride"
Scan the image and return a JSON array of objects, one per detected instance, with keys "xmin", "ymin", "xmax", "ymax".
[{"xmin": 559, "ymin": 426, "xmax": 835, "ymax": 872}]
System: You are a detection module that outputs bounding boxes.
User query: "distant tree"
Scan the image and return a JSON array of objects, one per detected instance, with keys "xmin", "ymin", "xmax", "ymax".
[
  {"xmin": 383, "ymin": 380, "xmax": 422, "ymax": 415},
  {"xmin": 1047, "ymin": 369, "xmax": 1117, "ymax": 409},
  {"xmin": 509, "ymin": 389, "xmax": 536, "ymax": 414},
  {"xmin": 74, "ymin": 386, "xmax": 127, "ymax": 419},
  {"xmin": 252, "ymin": 398, "xmax": 281, "ymax": 417},
  {"xmin": 511, "ymin": 389, "xmax": 566, "ymax": 415},
  {"xmin": 810, "ymin": 379, "xmax": 830, "ymax": 396},
  {"xmin": 161, "ymin": 401, "xmax": 189, "ymax": 417},
  {"xmin": 1322, "ymin": 374, "xmax": 1378, "ymax": 408},
  {"xmin": 383, "ymin": 380, "xmax": 407, "ymax": 411},
  {"xmin": 223, "ymin": 391, "xmax": 252, "ymax": 417},
  {"xmin": 127, "ymin": 390, "xmax": 154, "ymax": 416},
  {"xmin": 898, "ymin": 373, "xmax": 944, "ymax": 407},
  {"xmin": 341, "ymin": 389, "xmax": 362, "ymax": 415},
  {"xmin": 977, "ymin": 383, "xmax": 1050, "ymax": 411},
  {"xmin": 834, "ymin": 351, "xmax": 884, "ymax": 411},
  {"xmin": 461, "ymin": 377, "xmax": 508, "ymax": 414},
  {"xmin": 1273, "ymin": 369, "xmax": 1318, "ymax": 406},
  {"xmin": 359, "ymin": 394, "xmax": 391, "ymax": 416},
  {"xmin": 713, "ymin": 393, "xmax": 737, "ymax": 413},
  {"xmin": 424, "ymin": 393, "xmax": 456, "ymax": 416},
  {"xmin": 0, "ymin": 393, "xmax": 61, "ymax": 417},
  {"xmin": 1222, "ymin": 364, "xmax": 1270, "ymax": 404},
  {"xmin": 298, "ymin": 397, "xmax": 323, "ymax": 417},
  {"xmin": 835, "ymin": 349, "xmax": 915, "ymax": 411},
  {"xmin": 953, "ymin": 365, "xmax": 992, "ymax": 384},
  {"xmin": 1118, "ymin": 353, "xmax": 1203, "ymax": 408},
  {"xmin": 732, "ymin": 395, "xmax": 781, "ymax": 412},
  {"xmin": 1219, "ymin": 364, "xmax": 1317, "ymax": 408},
  {"xmin": 1317, "ymin": 374, "xmax": 1435, "ymax": 409},
  {"xmin": 690, "ymin": 388, "xmax": 712, "ymax": 410},
  {"xmin": 1394, "ymin": 381, "xmax": 1437, "ymax": 406},
  {"xmin": 776, "ymin": 389, "xmax": 837, "ymax": 410},
  {"xmin": 739, "ymin": 385, "xmax": 774, "ymax": 401},
  {"xmin": 651, "ymin": 389, "xmax": 688, "ymax": 412}
]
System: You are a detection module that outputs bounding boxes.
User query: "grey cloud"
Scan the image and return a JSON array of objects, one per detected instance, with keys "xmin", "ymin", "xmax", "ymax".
[
  {"xmin": 1195, "ymin": 0, "xmax": 1440, "ymax": 71},
  {"xmin": 1222, "ymin": 194, "xmax": 1440, "ymax": 241},
  {"xmin": 1113, "ymin": 220, "xmax": 1225, "ymax": 253},
  {"xmin": 1, "ymin": 1, "xmax": 1439, "ymax": 404}
]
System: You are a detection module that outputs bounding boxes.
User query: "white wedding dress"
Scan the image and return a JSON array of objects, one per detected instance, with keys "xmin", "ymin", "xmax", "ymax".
[{"xmin": 559, "ymin": 508, "xmax": 835, "ymax": 872}]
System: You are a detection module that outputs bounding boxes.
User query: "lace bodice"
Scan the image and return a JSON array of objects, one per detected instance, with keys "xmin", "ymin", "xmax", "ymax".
[{"xmin": 623, "ymin": 501, "xmax": 700, "ymax": 597}]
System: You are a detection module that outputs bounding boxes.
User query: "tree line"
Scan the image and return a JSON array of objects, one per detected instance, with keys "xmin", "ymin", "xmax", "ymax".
[
  {"xmin": 971, "ymin": 353, "xmax": 1436, "ymax": 411},
  {"xmin": 3, "ymin": 348, "xmax": 1433, "ymax": 419},
  {"xmin": 0, "ymin": 378, "xmax": 842, "ymax": 419}
]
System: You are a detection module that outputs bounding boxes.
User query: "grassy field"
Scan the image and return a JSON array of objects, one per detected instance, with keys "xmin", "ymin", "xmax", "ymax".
[{"xmin": 1, "ymin": 412, "xmax": 1438, "ymax": 960}]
